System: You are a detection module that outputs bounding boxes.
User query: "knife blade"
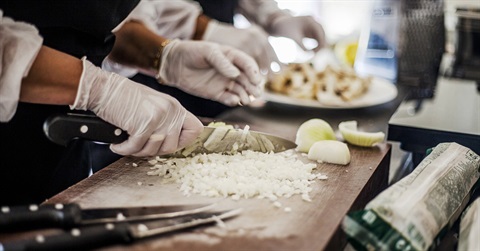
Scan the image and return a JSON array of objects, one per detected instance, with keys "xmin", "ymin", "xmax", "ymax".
[
  {"xmin": 0, "ymin": 208, "xmax": 241, "ymax": 251},
  {"xmin": 0, "ymin": 203, "xmax": 213, "ymax": 232},
  {"xmin": 44, "ymin": 114, "xmax": 296, "ymax": 156},
  {"xmin": 175, "ymin": 126, "xmax": 297, "ymax": 157},
  {"xmin": 43, "ymin": 113, "xmax": 128, "ymax": 146}
]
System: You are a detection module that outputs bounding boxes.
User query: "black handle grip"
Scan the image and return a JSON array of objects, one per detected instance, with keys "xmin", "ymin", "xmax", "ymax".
[
  {"xmin": 1, "ymin": 223, "xmax": 133, "ymax": 251},
  {"xmin": 43, "ymin": 114, "xmax": 128, "ymax": 146},
  {"xmin": 0, "ymin": 204, "xmax": 82, "ymax": 232}
]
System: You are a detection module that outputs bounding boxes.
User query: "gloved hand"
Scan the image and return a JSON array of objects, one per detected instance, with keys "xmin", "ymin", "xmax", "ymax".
[
  {"xmin": 268, "ymin": 15, "xmax": 326, "ymax": 52},
  {"xmin": 203, "ymin": 20, "xmax": 280, "ymax": 74},
  {"xmin": 157, "ymin": 40, "xmax": 263, "ymax": 106},
  {"xmin": 71, "ymin": 57, "xmax": 203, "ymax": 157}
]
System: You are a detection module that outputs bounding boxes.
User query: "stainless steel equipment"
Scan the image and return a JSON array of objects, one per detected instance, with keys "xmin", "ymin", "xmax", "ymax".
[
  {"xmin": 396, "ymin": 0, "xmax": 446, "ymax": 99},
  {"xmin": 447, "ymin": 7, "xmax": 480, "ymax": 89}
]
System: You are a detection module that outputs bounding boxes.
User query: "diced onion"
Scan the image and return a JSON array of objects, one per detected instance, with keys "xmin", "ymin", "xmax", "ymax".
[{"xmin": 147, "ymin": 150, "xmax": 324, "ymax": 202}]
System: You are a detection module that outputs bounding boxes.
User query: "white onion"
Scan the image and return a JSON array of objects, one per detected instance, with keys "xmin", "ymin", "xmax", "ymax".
[
  {"xmin": 147, "ymin": 150, "xmax": 326, "ymax": 202},
  {"xmin": 307, "ymin": 140, "xmax": 351, "ymax": 165}
]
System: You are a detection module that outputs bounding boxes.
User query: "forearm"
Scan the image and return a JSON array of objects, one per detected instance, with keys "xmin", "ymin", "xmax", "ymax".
[
  {"xmin": 20, "ymin": 46, "xmax": 82, "ymax": 105},
  {"xmin": 109, "ymin": 20, "xmax": 169, "ymax": 73}
]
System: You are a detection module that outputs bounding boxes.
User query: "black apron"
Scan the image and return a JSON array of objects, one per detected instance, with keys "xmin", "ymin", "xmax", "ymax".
[
  {"xmin": 0, "ymin": 0, "xmax": 139, "ymax": 205},
  {"xmin": 137, "ymin": 0, "xmax": 239, "ymax": 118}
]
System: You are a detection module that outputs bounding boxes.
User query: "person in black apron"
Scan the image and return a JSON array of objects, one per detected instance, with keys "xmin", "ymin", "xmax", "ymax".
[
  {"xmin": 0, "ymin": 0, "xmax": 262, "ymax": 205},
  {"xmin": 0, "ymin": 0, "xmax": 141, "ymax": 205}
]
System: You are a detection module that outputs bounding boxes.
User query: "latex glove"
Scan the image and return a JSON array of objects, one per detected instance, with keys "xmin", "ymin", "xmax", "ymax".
[
  {"xmin": 72, "ymin": 57, "xmax": 203, "ymax": 157},
  {"xmin": 157, "ymin": 40, "xmax": 263, "ymax": 106},
  {"xmin": 203, "ymin": 20, "xmax": 280, "ymax": 74},
  {"xmin": 269, "ymin": 15, "xmax": 326, "ymax": 52}
]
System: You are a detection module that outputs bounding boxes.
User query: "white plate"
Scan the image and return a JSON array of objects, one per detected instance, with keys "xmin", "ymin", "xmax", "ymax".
[{"xmin": 263, "ymin": 77, "xmax": 398, "ymax": 109}]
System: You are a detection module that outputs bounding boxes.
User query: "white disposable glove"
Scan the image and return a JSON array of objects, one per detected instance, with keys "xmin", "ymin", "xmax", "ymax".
[
  {"xmin": 203, "ymin": 20, "xmax": 280, "ymax": 74},
  {"xmin": 268, "ymin": 15, "xmax": 326, "ymax": 52},
  {"xmin": 72, "ymin": 57, "xmax": 203, "ymax": 157},
  {"xmin": 157, "ymin": 39, "xmax": 263, "ymax": 106}
]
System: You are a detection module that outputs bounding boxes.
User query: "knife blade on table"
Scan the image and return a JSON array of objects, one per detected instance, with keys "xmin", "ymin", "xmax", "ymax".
[
  {"xmin": 43, "ymin": 114, "xmax": 296, "ymax": 156},
  {"xmin": 0, "ymin": 203, "xmax": 213, "ymax": 232},
  {"xmin": 0, "ymin": 208, "xmax": 242, "ymax": 251}
]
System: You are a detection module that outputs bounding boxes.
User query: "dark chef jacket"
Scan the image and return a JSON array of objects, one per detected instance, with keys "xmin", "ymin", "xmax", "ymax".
[{"xmin": 0, "ymin": 0, "xmax": 140, "ymax": 205}]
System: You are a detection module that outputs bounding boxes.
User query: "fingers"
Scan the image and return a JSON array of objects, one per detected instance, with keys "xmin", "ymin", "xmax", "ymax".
[
  {"xmin": 110, "ymin": 134, "xmax": 152, "ymax": 156},
  {"xmin": 220, "ymin": 46, "xmax": 262, "ymax": 86},
  {"xmin": 177, "ymin": 112, "xmax": 204, "ymax": 149},
  {"xmin": 111, "ymin": 111, "xmax": 203, "ymax": 157},
  {"xmin": 305, "ymin": 19, "xmax": 326, "ymax": 51},
  {"xmin": 205, "ymin": 46, "xmax": 241, "ymax": 79},
  {"xmin": 235, "ymin": 72, "xmax": 262, "ymax": 98}
]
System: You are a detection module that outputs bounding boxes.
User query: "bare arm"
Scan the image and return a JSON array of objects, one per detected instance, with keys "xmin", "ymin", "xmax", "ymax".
[{"xmin": 20, "ymin": 46, "xmax": 82, "ymax": 105}]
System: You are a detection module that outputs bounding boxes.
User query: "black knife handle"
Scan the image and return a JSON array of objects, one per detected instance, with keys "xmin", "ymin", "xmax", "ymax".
[
  {"xmin": 0, "ymin": 204, "xmax": 82, "ymax": 232},
  {"xmin": 1, "ymin": 223, "xmax": 133, "ymax": 251},
  {"xmin": 43, "ymin": 114, "xmax": 128, "ymax": 146}
]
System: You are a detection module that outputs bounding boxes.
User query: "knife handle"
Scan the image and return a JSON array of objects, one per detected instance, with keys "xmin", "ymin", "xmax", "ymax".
[
  {"xmin": 0, "ymin": 204, "xmax": 82, "ymax": 232},
  {"xmin": 43, "ymin": 114, "xmax": 128, "ymax": 146},
  {"xmin": 1, "ymin": 223, "xmax": 132, "ymax": 251}
]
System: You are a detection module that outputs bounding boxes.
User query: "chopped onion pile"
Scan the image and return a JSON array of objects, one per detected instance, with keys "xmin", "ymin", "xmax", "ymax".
[{"xmin": 147, "ymin": 150, "xmax": 326, "ymax": 202}]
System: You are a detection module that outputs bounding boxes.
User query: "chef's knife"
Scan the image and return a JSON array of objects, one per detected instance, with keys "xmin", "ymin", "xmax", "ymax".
[
  {"xmin": 174, "ymin": 125, "xmax": 297, "ymax": 157},
  {"xmin": 44, "ymin": 114, "xmax": 296, "ymax": 155},
  {"xmin": 43, "ymin": 113, "xmax": 128, "ymax": 146},
  {"xmin": 0, "ymin": 203, "xmax": 213, "ymax": 232},
  {"xmin": 0, "ymin": 208, "xmax": 241, "ymax": 251}
]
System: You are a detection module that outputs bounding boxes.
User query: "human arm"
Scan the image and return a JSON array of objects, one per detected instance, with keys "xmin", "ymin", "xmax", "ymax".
[
  {"xmin": 237, "ymin": 0, "xmax": 327, "ymax": 51},
  {"xmin": 106, "ymin": 20, "xmax": 263, "ymax": 106},
  {"xmin": 1, "ymin": 12, "xmax": 203, "ymax": 157}
]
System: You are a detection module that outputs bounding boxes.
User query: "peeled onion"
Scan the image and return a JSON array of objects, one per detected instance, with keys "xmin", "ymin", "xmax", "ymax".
[
  {"xmin": 307, "ymin": 140, "xmax": 351, "ymax": 165},
  {"xmin": 295, "ymin": 119, "xmax": 336, "ymax": 153},
  {"xmin": 338, "ymin": 120, "xmax": 384, "ymax": 147}
]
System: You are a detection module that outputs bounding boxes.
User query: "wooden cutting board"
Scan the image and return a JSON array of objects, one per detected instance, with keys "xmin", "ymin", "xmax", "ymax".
[{"xmin": 40, "ymin": 143, "xmax": 391, "ymax": 251}]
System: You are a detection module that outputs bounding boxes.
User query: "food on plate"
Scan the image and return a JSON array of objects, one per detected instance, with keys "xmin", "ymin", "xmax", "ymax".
[
  {"xmin": 307, "ymin": 140, "xmax": 350, "ymax": 165},
  {"xmin": 266, "ymin": 63, "xmax": 372, "ymax": 104},
  {"xmin": 338, "ymin": 120, "xmax": 385, "ymax": 147},
  {"xmin": 295, "ymin": 118, "xmax": 336, "ymax": 153}
]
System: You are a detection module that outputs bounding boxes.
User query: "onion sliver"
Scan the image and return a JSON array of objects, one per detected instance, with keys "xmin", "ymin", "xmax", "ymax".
[{"xmin": 338, "ymin": 120, "xmax": 384, "ymax": 147}]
